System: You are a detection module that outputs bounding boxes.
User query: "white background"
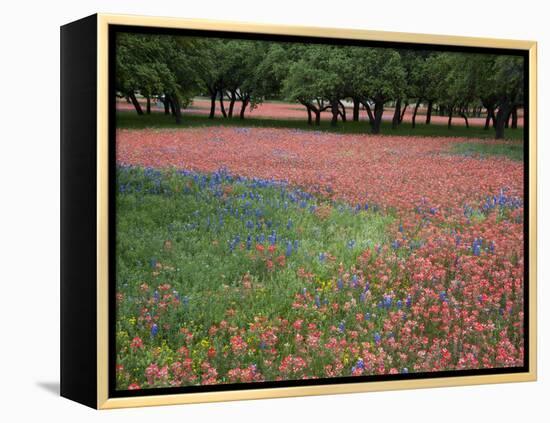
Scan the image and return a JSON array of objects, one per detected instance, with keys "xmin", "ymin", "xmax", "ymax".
[{"xmin": 0, "ymin": 0, "xmax": 547, "ymax": 421}]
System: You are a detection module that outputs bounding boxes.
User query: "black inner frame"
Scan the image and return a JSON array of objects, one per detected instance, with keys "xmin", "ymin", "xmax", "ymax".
[{"xmin": 108, "ymin": 24, "xmax": 530, "ymax": 398}]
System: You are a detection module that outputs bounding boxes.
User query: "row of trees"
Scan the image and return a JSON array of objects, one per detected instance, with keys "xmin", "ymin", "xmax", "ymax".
[{"xmin": 116, "ymin": 33, "xmax": 524, "ymax": 139}]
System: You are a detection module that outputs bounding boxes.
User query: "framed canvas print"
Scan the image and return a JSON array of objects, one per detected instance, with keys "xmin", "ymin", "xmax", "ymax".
[{"xmin": 60, "ymin": 13, "xmax": 537, "ymax": 409}]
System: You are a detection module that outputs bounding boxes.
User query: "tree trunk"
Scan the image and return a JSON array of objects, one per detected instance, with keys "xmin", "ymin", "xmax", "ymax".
[
  {"xmin": 495, "ymin": 104, "xmax": 511, "ymax": 139},
  {"xmin": 460, "ymin": 109, "xmax": 469, "ymax": 128},
  {"xmin": 315, "ymin": 110, "xmax": 321, "ymax": 126},
  {"xmin": 146, "ymin": 96, "xmax": 151, "ymax": 115},
  {"xmin": 447, "ymin": 107, "xmax": 453, "ymax": 129},
  {"xmin": 330, "ymin": 100, "xmax": 339, "ymax": 126},
  {"xmin": 372, "ymin": 101, "xmax": 384, "ymax": 134},
  {"xmin": 219, "ymin": 90, "xmax": 227, "ymax": 118},
  {"xmin": 399, "ymin": 101, "xmax": 409, "ymax": 123},
  {"xmin": 412, "ymin": 99, "xmax": 421, "ymax": 128},
  {"xmin": 511, "ymin": 105, "xmax": 518, "ymax": 129},
  {"xmin": 362, "ymin": 101, "xmax": 375, "ymax": 128},
  {"xmin": 129, "ymin": 92, "xmax": 143, "ymax": 115},
  {"xmin": 484, "ymin": 106, "xmax": 493, "ymax": 130},
  {"xmin": 209, "ymin": 91, "xmax": 216, "ymax": 119},
  {"xmin": 228, "ymin": 91, "xmax": 236, "ymax": 118},
  {"xmin": 168, "ymin": 95, "xmax": 176, "ymax": 116},
  {"xmin": 425, "ymin": 100, "xmax": 433, "ymax": 124},
  {"xmin": 392, "ymin": 98, "xmax": 401, "ymax": 129},
  {"xmin": 172, "ymin": 94, "xmax": 182, "ymax": 124},
  {"xmin": 163, "ymin": 95, "xmax": 170, "ymax": 115},
  {"xmin": 352, "ymin": 98, "xmax": 360, "ymax": 121},
  {"xmin": 338, "ymin": 101, "xmax": 347, "ymax": 122},
  {"xmin": 306, "ymin": 106, "xmax": 312, "ymax": 125},
  {"xmin": 240, "ymin": 96, "xmax": 249, "ymax": 119}
]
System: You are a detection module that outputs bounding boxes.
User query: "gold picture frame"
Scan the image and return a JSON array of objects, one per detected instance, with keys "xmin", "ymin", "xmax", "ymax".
[{"xmin": 60, "ymin": 13, "xmax": 537, "ymax": 409}]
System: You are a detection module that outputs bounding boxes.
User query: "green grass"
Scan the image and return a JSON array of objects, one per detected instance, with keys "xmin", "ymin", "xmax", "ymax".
[
  {"xmin": 116, "ymin": 167, "xmax": 393, "ymax": 336},
  {"xmin": 116, "ymin": 110, "xmax": 523, "ymax": 141},
  {"xmin": 451, "ymin": 141, "xmax": 524, "ymax": 161}
]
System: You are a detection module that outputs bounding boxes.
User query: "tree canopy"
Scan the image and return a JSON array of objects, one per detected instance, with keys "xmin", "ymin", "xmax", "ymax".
[{"xmin": 116, "ymin": 33, "xmax": 524, "ymax": 139}]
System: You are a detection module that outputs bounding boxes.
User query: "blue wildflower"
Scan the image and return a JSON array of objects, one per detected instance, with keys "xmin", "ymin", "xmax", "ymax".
[
  {"xmin": 285, "ymin": 241, "xmax": 292, "ymax": 257},
  {"xmin": 151, "ymin": 323, "xmax": 158, "ymax": 337}
]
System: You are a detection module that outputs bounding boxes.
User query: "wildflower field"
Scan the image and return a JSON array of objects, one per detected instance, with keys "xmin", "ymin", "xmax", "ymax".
[{"xmin": 115, "ymin": 127, "xmax": 524, "ymax": 390}]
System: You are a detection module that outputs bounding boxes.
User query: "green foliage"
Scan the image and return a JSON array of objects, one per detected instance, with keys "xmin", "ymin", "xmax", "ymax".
[{"xmin": 115, "ymin": 33, "xmax": 525, "ymax": 138}]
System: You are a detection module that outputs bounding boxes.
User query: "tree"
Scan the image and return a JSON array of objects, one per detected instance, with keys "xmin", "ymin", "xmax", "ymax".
[
  {"xmin": 361, "ymin": 49, "xmax": 406, "ymax": 134},
  {"xmin": 115, "ymin": 33, "xmax": 200, "ymax": 124},
  {"xmin": 491, "ymin": 56, "xmax": 523, "ymax": 139},
  {"xmin": 282, "ymin": 45, "xmax": 346, "ymax": 126}
]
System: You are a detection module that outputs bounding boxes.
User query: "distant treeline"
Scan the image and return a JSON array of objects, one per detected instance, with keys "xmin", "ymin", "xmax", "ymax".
[{"xmin": 116, "ymin": 33, "xmax": 524, "ymax": 139}]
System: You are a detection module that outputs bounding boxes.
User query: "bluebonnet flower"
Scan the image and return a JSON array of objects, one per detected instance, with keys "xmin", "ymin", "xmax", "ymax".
[
  {"xmin": 406, "ymin": 295, "xmax": 412, "ymax": 308},
  {"xmin": 246, "ymin": 220, "xmax": 254, "ymax": 229},
  {"xmin": 396, "ymin": 300, "xmax": 403, "ymax": 309},
  {"xmin": 398, "ymin": 223, "xmax": 404, "ymax": 233},
  {"xmin": 374, "ymin": 332, "xmax": 381, "ymax": 345},
  {"xmin": 182, "ymin": 296, "xmax": 190, "ymax": 307},
  {"xmin": 347, "ymin": 240, "xmax": 356, "ymax": 249},
  {"xmin": 364, "ymin": 312, "xmax": 371, "ymax": 321},
  {"xmin": 153, "ymin": 290, "xmax": 159, "ymax": 302},
  {"xmin": 351, "ymin": 274, "xmax": 358, "ymax": 288},
  {"xmin": 151, "ymin": 323, "xmax": 159, "ymax": 337},
  {"xmin": 439, "ymin": 291, "xmax": 447, "ymax": 302},
  {"xmin": 338, "ymin": 322, "xmax": 345, "ymax": 333},
  {"xmin": 472, "ymin": 238, "xmax": 482, "ymax": 256},
  {"xmin": 285, "ymin": 241, "xmax": 292, "ymax": 257},
  {"xmin": 401, "ymin": 368, "xmax": 409, "ymax": 374},
  {"xmin": 286, "ymin": 219, "xmax": 293, "ymax": 230},
  {"xmin": 337, "ymin": 278, "xmax": 344, "ymax": 290},
  {"xmin": 319, "ymin": 252, "xmax": 326, "ymax": 262},
  {"xmin": 150, "ymin": 258, "xmax": 157, "ymax": 269},
  {"xmin": 246, "ymin": 235, "xmax": 252, "ymax": 250},
  {"xmin": 315, "ymin": 295, "xmax": 321, "ymax": 308},
  {"xmin": 391, "ymin": 240, "xmax": 401, "ymax": 250}
]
